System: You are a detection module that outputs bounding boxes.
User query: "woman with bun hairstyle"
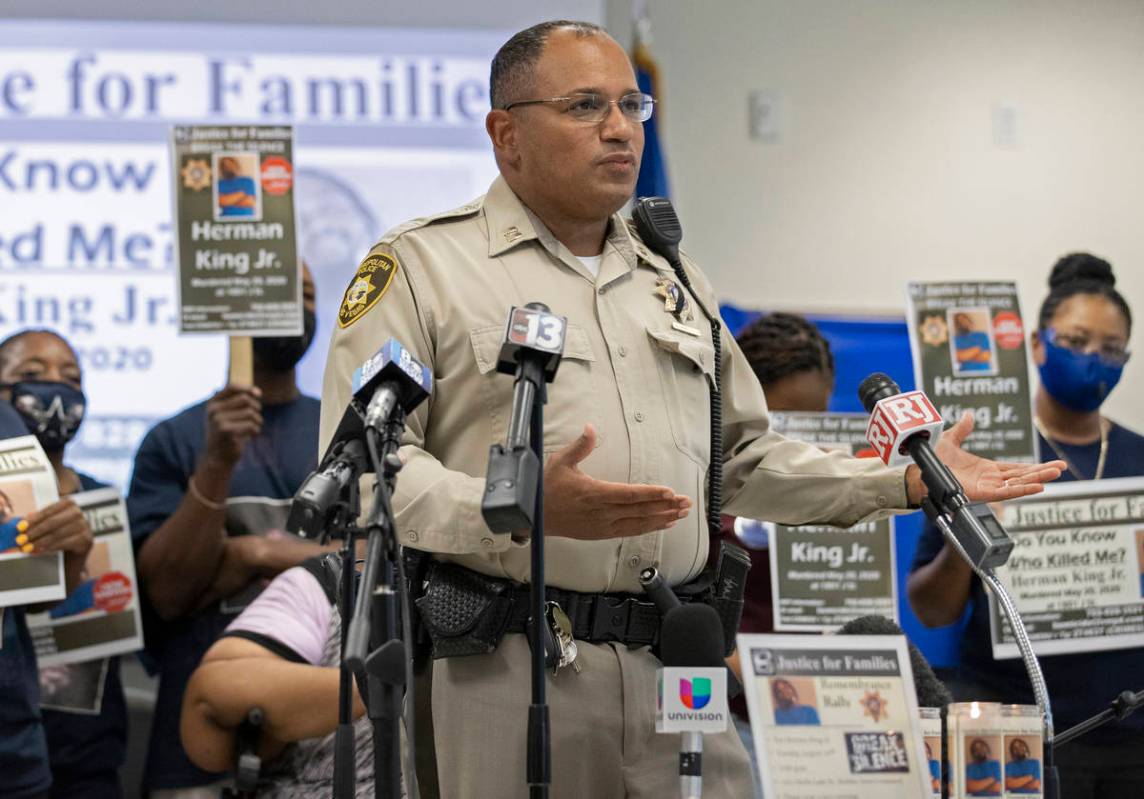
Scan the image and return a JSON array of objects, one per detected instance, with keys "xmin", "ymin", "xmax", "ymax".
[{"xmin": 908, "ymin": 253, "xmax": 1143, "ymax": 798}]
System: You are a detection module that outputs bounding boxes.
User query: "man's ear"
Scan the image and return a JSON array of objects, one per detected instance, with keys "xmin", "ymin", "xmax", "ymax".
[{"xmin": 486, "ymin": 109, "xmax": 519, "ymax": 166}]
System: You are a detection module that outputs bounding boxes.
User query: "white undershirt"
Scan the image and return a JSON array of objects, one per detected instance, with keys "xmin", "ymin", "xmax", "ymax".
[{"xmin": 576, "ymin": 254, "xmax": 603, "ymax": 278}]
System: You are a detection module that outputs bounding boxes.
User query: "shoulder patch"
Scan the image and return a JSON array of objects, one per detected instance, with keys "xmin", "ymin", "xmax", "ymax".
[{"xmin": 338, "ymin": 252, "xmax": 397, "ymax": 329}]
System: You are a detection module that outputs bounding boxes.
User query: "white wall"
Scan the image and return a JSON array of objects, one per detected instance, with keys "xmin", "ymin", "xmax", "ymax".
[
  {"xmin": 607, "ymin": 0, "xmax": 1144, "ymax": 432},
  {"xmin": 1, "ymin": 0, "xmax": 603, "ymax": 28}
]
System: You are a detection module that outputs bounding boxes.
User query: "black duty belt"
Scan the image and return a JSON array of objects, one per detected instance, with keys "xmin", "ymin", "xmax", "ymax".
[{"xmin": 503, "ymin": 585, "xmax": 666, "ymax": 647}]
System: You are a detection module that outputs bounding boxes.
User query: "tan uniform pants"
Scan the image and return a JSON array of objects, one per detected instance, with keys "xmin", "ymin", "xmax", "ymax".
[{"xmin": 432, "ymin": 633, "xmax": 755, "ymax": 798}]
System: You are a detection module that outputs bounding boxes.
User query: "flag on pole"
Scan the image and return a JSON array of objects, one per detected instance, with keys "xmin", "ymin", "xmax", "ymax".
[{"xmin": 633, "ymin": 40, "xmax": 670, "ymax": 199}]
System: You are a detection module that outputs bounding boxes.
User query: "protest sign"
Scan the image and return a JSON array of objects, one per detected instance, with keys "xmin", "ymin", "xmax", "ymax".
[
  {"xmin": 738, "ymin": 633, "xmax": 932, "ymax": 798},
  {"xmin": 28, "ymin": 488, "xmax": 143, "ymax": 667},
  {"xmin": 767, "ymin": 412, "xmax": 897, "ymax": 631},
  {"xmin": 989, "ymin": 477, "xmax": 1144, "ymax": 659},
  {"xmin": 0, "ymin": 436, "xmax": 63, "ymax": 607},
  {"xmin": 907, "ymin": 281, "xmax": 1038, "ymax": 462},
  {"xmin": 171, "ymin": 124, "xmax": 301, "ymax": 336}
]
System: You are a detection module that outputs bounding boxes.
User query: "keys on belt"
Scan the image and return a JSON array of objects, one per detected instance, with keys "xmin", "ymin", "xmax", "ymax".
[{"xmin": 538, "ymin": 601, "xmax": 581, "ymax": 675}]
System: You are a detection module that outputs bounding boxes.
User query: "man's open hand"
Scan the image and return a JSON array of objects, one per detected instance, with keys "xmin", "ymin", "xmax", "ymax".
[
  {"xmin": 543, "ymin": 424, "xmax": 691, "ymax": 540},
  {"xmin": 909, "ymin": 412, "xmax": 1066, "ymax": 505}
]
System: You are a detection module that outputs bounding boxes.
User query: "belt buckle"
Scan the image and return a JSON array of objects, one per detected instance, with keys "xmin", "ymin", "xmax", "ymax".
[{"xmin": 590, "ymin": 595, "xmax": 631, "ymax": 643}]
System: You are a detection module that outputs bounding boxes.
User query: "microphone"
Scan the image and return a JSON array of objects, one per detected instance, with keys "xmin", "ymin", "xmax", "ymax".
[
  {"xmin": 836, "ymin": 615, "xmax": 953, "ymax": 709},
  {"xmin": 657, "ymin": 603, "xmax": 729, "ymax": 799},
  {"xmin": 482, "ymin": 303, "xmax": 567, "ymax": 533},
  {"xmin": 287, "ymin": 341, "xmax": 430, "ymax": 538},
  {"xmin": 352, "ymin": 338, "xmax": 433, "ymax": 432},
  {"xmin": 858, "ymin": 373, "xmax": 1013, "ymax": 569},
  {"xmin": 286, "ymin": 436, "xmax": 368, "ymax": 538}
]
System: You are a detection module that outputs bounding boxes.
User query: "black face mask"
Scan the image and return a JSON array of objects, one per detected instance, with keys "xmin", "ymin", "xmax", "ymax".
[
  {"xmin": 1, "ymin": 380, "xmax": 86, "ymax": 451},
  {"xmin": 253, "ymin": 309, "xmax": 317, "ymax": 373}
]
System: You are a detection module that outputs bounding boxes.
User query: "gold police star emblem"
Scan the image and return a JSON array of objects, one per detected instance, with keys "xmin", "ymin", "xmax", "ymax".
[
  {"xmin": 180, "ymin": 158, "xmax": 211, "ymax": 192},
  {"xmin": 654, "ymin": 277, "xmax": 693, "ymax": 322},
  {"xmin": 920, "ymin": 315, "xmax": 949, "ymax": 347},
  {"xmin": 861, "ymin": 690, "xmax": 888, "ymax": 723},
  {"xmin": 338, "ymin": 252, "xmax": 398, "ymax": 328}
]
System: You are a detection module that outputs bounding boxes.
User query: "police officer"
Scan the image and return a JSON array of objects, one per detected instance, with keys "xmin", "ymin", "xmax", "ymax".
[{"xmin": 319, "ymin": 20, "xmax": 1062, "ymax": 798}]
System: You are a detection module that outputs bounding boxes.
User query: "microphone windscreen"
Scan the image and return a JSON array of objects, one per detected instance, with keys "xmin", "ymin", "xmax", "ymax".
[
  {"xmin": 857, "ymin": 373, "xmax": 901, "ymax": 413},
  {"xmin": 660, "ymin": 603, "xmax": 726, "ymax": 668},
  {"xmin": 837, "ymin": 615, "xmax": 953, "ymax": 709}
]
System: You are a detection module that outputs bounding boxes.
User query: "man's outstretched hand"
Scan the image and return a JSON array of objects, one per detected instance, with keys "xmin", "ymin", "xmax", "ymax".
[
  {"xmin": 907, "ymin": 412, "xmax": 1066, "ymax": 506},
  {"xmin": 543, "ymin": 424, "xmax": 691, "ymax": 540}
]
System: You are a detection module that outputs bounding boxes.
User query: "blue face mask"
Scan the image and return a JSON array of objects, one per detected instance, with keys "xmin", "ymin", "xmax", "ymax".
[{"xmin": 1037, "ymin": 335, "xmax": 1124, "ymax": 413}]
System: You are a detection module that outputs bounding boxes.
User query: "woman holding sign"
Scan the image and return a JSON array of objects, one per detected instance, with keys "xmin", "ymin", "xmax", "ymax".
[
  {"xmin": 0, "ymin": 329, "xmax": 121, "ymax": 799},
  {"xmin": 908, "ymin": 254, "xmax": 1144, "ymax": 799}
]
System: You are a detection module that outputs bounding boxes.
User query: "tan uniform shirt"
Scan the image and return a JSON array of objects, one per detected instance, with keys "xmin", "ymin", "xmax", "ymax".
[{"xmin": 320, "ymin": 176, "xmax": 908, "ymax": 593}]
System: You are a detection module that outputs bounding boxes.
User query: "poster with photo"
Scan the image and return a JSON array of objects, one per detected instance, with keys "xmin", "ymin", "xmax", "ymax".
[
  {"xmin": 27, "ymin": 488, "xmax": 143, "ymax": 667},
  {"xmin": 738, "ymin": 633, "xmax": 932, "ymax": 799},
  {"xmin": 766, "ymin": 412, "xmax": 898, "ymax": 631},
  {"xmin": 989, "ymin": 477, "xmax": 1144, "ymax": 659},
  {"xmin": 171, "ymin": 124, "xmax": 300, "ymax": 336},
  {"xmin": 0, "ymin": 435, "xmax": 64, "ymax": 607},
  {"xmin": 907, "ymin": 281, "xmax": 1038, "ymax": 462}
]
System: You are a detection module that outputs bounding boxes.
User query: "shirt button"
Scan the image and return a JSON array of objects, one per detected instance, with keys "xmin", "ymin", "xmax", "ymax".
[
  {"xmin": 634, "ymin": 411, "xmax": 645, "ymax": 422},
  {"xmin": 481, "ymin": 537, "xmax": 494, "ymax": 548},
  {"xmin": 618, "ymin": 345, "xmax": 628, "ymax": 357},
  {"xmin": 407, "ymin": 531, "xmax": 419, "ymax": 543},
  {"xmin": 876, "ymin": 495, "xmax": 888, "ymax": 508},
  {"xmin": 598, "ymin": 287, "xmax": 607, "ymax": 295},
  {"xmin": 628, "ymin": 554, "xmax": 641, "ymax": 568}
]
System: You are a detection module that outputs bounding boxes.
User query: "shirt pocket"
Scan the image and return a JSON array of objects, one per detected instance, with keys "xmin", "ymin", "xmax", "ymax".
[
  {"xmin": 469, "ymin": 323, "xmax": 599, "ymax": 452},
  {"xmin": 647, "ymin": 326, "xmax": 716, "ymax": 465}
]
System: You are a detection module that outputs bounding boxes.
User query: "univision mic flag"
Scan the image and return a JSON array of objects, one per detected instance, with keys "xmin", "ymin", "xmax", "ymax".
[
  {"xmin": 657, "ymin": 667, "xmax": 728, "ymax": 733},
  {"xmin": 633, "ymin": 41, "xmax": 670, "ymax": 199}
]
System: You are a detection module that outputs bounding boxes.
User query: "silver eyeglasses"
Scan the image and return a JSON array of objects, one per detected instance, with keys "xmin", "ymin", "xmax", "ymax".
[
  {"xmin": 502, "ymin": 92, "xmax": 656, "ymax": 123},
  {"xmin": 1043, "ymin": 327, "xmax": 1131, "ymax": 366}
]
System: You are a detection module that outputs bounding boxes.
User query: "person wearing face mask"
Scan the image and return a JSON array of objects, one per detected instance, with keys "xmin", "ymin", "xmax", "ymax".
[
  {"xmin": 908, "ymin": 253, "xmax": 1143, "ymax": 799},
  {"xmin": 0, "ymin": 330, "xmax": 101, "ymax": 799},
  {"xmin": 128, "ymin": 264, "xmax": 330, "ymax": 799}
]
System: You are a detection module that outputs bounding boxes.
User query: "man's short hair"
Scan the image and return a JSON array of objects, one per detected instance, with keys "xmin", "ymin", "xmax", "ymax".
[{"xmin": 490, "ymin": 20, "xmax": 608, "ymax": 110}]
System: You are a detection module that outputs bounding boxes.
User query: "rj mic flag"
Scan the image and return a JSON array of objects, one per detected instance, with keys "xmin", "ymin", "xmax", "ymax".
[{"xmin": 633, "ymin": 42, "xmax": 670, "ymax": 199}]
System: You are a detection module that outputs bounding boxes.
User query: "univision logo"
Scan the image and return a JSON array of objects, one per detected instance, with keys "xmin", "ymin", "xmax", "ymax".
[{"xmin": 679, "ymin": 678, "xmax": 712, "ymax": 710}]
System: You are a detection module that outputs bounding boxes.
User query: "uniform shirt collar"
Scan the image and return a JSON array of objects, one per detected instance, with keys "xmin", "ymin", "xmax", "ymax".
[{"xmin": 482, "ymin": 176, "xmax": 642, "ymax": 275}]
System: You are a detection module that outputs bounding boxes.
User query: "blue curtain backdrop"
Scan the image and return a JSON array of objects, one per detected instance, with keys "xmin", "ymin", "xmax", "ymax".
[{"xmin": 721, "ymin": 304, "xmax": 969, "ymax": 668}]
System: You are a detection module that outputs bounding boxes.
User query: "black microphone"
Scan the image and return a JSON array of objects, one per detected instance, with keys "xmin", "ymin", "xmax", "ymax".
[
  {"xmin": 836, "ymin": 615, "xmax": 953, "ymax": 709},
  {"xmin": 287, "ymin": 437, "xmax": 368, "ymax": 538},
  {"xmin": 858, "ymin": 373, "xmax": 1014, "ymax": 569},
  {"xmin": 659, "ymin": 603, "xmax": 727, "ymax": 799},
  {"xmin": 482, "ymin": 303, "xmax": 567, "ymax": 532}
]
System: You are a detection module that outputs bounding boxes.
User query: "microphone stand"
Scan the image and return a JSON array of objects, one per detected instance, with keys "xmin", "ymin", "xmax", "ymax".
[
  {"xmin": 1054, "ymin": 689, "xmax": 1144, "ymax": 746},
  {"xmin": 484, "ymin": 354, "xmax": 551, "ymax": 796},
  {"xmin": 925, "ymin": 501, "xmax": 1060, "ymax": 799},
  {"xmin": 343, "ymin": 408, "xmax": 410, "ymax": 799},
  {"xmin": 525, "ymin": 378, "xmax": 550, "ymax": 799},
  {"xmin": 488, "ymin": 361, "xmax": 551, "ymax": 797},
  {"xmin": 298, "ymin": 446, "xmax": 362, "ymax": 799}
]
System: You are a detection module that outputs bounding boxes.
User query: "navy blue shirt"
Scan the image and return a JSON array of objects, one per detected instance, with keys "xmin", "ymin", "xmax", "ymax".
[
  {"xmin": 0, "ymin": 399, "xmax": 52, "ymax": 799},
  {"xmin": 127, "ymin": 395, "xmax": 319, "ymax": 792},
  {"xmin": 41, "ymin": 471, "xmax": 128, "ymax": 798},
  {"xmin": 911, "ymin": 422, "xmax": 1144, "ymax": 741}
]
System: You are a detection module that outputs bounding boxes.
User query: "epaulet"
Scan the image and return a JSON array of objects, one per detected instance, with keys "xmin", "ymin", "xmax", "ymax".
[{"xmin": 375, "ymin": 197, "xmax": 484, "ymax": 248}]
